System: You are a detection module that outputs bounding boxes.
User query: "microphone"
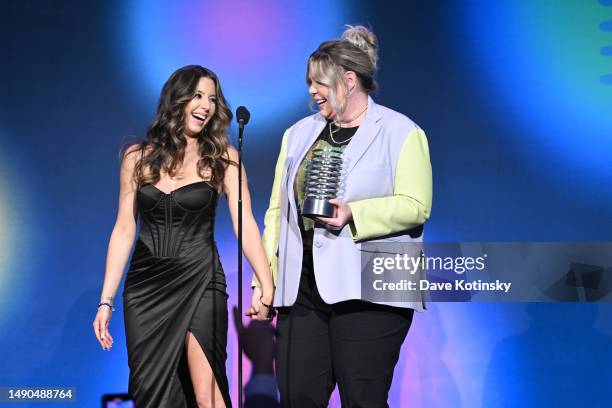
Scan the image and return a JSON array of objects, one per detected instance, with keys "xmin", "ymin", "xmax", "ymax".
[{"xmin": 236, "ymin": 106, "xmax": 250, "ymax": 127}]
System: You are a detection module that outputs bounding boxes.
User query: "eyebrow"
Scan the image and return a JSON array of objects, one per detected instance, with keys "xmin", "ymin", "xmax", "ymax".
[{"xmin": 195, "ymin": 91, "xmax": 217, "ymax": 97}]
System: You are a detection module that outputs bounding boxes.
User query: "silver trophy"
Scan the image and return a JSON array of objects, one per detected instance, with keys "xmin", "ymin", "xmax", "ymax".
[{"xmin": 302, "ymin": 147, "xmax": 344, "ymax": 217}]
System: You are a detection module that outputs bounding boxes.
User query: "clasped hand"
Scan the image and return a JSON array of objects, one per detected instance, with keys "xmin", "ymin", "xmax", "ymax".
[{"xmin": 246, "ymin": 286, "xmax": 276, "ymax": 321}]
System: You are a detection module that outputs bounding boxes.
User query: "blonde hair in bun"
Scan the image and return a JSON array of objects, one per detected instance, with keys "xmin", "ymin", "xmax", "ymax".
[
  {"xmin": 307, "ymin": 24, "xmax": 379, "ymax": 115},
  {"xmin": 341, "ymin": 25, "xmax": 379, "ymax": 69}
]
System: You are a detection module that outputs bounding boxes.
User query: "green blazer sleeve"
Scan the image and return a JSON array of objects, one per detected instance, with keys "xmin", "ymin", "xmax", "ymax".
[
  {"xmin": 252, "ymin": 130, "xmax": 289, "ymax": 288},
  {"xmin": 347, "ymin": 127, "xmax": 432, "ymax": 241}
]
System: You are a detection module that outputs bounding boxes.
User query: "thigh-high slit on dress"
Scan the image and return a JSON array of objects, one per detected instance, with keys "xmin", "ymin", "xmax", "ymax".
[{"xmin": 122, "ymin": 181, "xmax": 232, "ymax": 407}]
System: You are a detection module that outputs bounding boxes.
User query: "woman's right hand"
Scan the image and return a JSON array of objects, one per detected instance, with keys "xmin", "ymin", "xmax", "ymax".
[{"xmin": 93, "ymin": 306, "xmax": 114, "ymax": 351}]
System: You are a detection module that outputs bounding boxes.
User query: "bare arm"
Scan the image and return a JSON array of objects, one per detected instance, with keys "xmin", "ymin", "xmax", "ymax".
[
  {"xmin": 93, "ymin": 144, "xmax": 140, "ymax": 350},
  {"xmin": 223, "ymin": 147, "xmax": 275, "ymax": 307},
  {"xmin": 99, "ymin": 145, "xmax": 140, "ymax": 304}
]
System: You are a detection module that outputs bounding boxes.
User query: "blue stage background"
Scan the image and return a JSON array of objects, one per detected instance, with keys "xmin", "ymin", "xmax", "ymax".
[{"xmin": 1, "ymin": 0, "xmax": 611, "ymax": 406}]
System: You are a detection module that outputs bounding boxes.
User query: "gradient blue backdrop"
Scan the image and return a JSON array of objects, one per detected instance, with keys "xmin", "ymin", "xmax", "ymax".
[{"xmin": 1, "ymin": 0, "xmax": 611, "ymax": 406}]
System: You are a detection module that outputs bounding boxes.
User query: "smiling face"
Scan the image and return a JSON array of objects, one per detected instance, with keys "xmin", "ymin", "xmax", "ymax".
[
  {"xmin": 307, "ymin": 59, "xmax": 355, "ymax": 120},
  {"xmin": 308, "ymin": 74, "xmax": 337, "ymax": 119},
  {"xmin": 183, "ymin": 76, "xmax": 217, "ymax": 137}
]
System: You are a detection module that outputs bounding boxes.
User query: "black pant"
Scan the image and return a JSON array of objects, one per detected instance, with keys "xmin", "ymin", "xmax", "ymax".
[{"xmin": 276, "ymin": 247, "xmax": 414, "ymax": 408}]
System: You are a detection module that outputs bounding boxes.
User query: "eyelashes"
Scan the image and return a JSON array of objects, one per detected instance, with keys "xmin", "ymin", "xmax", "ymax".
[{"xmin": 193, "ymin": 93, "xmax": 217, "ymax": 103}]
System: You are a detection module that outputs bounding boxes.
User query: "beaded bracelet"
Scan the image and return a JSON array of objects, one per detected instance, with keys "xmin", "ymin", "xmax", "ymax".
[{"xmin": 98, "ymin": 302, "xmax": 116, "ymax": 312}]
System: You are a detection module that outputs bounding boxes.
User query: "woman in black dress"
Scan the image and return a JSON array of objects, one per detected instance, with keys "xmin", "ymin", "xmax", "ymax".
[{"xmin": 93, "ymin": 65, "xmax": 275, "ymax": 408}]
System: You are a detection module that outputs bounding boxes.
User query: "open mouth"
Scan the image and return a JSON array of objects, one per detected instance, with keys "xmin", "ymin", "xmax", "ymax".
[
  {"xmin": 316, "ymin": 98, "xmax": 327, "ymax": 106},
  {"xmin": 192, "ymin": 113, "xmax": 207, "ymax": 122}
]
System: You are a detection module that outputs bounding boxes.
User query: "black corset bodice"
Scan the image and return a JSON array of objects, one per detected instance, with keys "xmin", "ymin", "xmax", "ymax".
[
  {"xmin": 124, "ymin": 179, "xmax": 232, "ymax": 408},
  {"xmin": 135, "ymin": 181, "xmax": 219, "ymax": 258}
]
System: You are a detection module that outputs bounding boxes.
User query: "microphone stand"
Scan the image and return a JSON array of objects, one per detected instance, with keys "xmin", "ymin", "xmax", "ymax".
[
  {"xmin": 235, "ymin": 106, "xmax": 249, "ymax": 408},
  {"xmin": 237, "ymin": 117, "xmax": 245, "ymax": 408}
]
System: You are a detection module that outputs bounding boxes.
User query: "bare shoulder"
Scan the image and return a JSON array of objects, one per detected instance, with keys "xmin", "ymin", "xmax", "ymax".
[
  {"xmin": 225, "ymin": 145, "xmax": 239, "ymax": 162},
  {"xmin": 222, "ymin": 145, "xmax": 241, "ymax": 192},
  {"xmin": 120, "ymin": 144, "xmax": 137, "ymax": 164},
  {"xmin": 122, "ymin": 142, "xmax": 153, "ymax": 161},
  {"xmin": 122, "ymin": 143, "xmax": 142, "ymax": 158},
  {"xmin": 120, "ymin": 142, "xmax": 147, "ymax": 172}
]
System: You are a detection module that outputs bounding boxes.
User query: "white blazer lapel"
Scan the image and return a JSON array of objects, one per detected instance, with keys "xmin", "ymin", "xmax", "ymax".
[{"xmin": 342, "ymin": 96, "xmax": 383, "ymax": 177}]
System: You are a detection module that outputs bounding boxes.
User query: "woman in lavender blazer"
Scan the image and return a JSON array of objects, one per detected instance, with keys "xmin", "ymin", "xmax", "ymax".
[{"xmin": 251, "ymin": 25, "xmax": 432, "ymax": 407}]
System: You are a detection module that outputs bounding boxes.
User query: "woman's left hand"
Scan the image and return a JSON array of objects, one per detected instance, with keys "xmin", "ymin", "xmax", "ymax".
[
  {"xmin": 247, "ymin": 286, "xmax": 276, "ymax": 321},
  {"xmin": 316, "ymin": 198, "xmax": 353, "ymax": 230}
]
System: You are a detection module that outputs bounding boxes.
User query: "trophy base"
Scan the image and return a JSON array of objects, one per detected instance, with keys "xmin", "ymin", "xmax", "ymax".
[{"xmin": 302, "ymin": 197, "xmax": 335, "ymax": 218}]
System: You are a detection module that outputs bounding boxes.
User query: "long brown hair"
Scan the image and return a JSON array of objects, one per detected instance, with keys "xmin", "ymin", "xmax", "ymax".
[{"xmin": 121, "ymin": 65, "xmax": 235, "ymax": 190}]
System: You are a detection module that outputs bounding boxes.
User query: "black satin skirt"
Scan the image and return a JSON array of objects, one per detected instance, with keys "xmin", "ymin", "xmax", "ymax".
[{"xmin": 123, "ymin": 240, "xmax": 231, "ymax": 407}]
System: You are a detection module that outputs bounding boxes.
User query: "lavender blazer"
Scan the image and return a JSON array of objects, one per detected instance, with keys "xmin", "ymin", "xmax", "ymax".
[{"xmin": 255, "ymin": 96, "xmax": 433, "ymax": 311}]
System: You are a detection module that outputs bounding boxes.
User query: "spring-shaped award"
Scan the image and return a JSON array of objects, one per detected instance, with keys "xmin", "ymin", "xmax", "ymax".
[{"xmin": 302, "ymin": 147, "xmax": 344, "ymax": 217}]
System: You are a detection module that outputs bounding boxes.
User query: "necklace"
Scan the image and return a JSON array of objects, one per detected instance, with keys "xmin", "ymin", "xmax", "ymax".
[
  {"xmin": 328, "ymin": 104, "xmax": 368, "ymax": 144},
  {"xmin": 328, "ymin": 121, "xmax": 356, "ymax": 144}
]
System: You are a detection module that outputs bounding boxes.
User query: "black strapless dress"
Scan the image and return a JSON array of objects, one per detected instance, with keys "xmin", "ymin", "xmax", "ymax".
[{"xmin": 123, "ymin": 181, "xmax": 231, "ymax": 408}]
